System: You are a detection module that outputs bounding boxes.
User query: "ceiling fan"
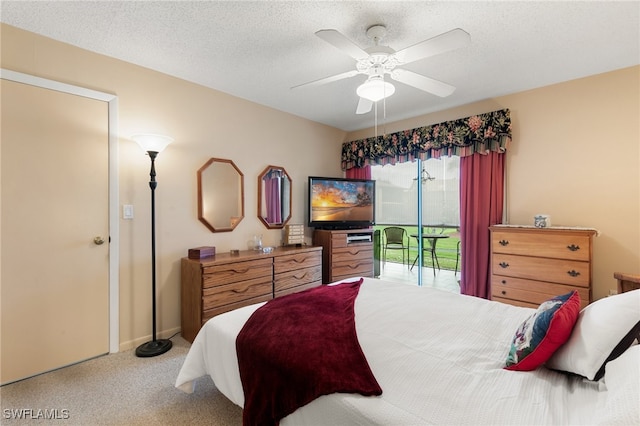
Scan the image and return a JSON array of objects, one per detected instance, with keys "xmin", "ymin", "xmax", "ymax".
[{"xmin": 292, "ymin": 25, "xmax": 470, "ymax": 114}]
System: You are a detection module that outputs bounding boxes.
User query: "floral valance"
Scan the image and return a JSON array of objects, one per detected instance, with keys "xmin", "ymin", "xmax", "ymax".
[{"xmin": 341, "ymin": 108, "xmax": 512, "ymax": 170}]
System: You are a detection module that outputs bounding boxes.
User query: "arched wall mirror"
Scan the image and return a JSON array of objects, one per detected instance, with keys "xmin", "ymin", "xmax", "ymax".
[
  {"xmin": 197, "ymin": 158, "xmax": 244, "ymax": 233},
  {"xmin": 257, "ymin": 165, "xmax": 292, "ymax": 229}
]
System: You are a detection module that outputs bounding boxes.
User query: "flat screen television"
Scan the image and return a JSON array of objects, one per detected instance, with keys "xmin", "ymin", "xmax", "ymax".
[{"xmin": 308, "ymin": 176, "xmax": 375, "ymax": 229}]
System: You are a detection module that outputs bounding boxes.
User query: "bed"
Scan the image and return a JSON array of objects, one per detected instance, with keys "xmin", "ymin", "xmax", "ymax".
[{"xmin": 175, "ymin": 277, "xmax": 640, "ymax": 425}]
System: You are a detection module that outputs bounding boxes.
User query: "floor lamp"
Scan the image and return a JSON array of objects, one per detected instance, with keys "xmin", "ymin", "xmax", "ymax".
[{"xmin": 132, "ymin": 133, "xmax": 174, "ymax": 358}]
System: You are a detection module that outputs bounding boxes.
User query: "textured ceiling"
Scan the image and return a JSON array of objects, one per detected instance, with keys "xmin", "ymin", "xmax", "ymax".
[{"xmin": 1, "ymin": 1, "xmax": 639, "ymax": 131}]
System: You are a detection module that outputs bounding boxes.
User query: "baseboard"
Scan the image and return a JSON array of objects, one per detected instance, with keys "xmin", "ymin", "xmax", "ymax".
[{"xmin": 118, "ymin": 326, "xmax": 182, "ymax": 352}]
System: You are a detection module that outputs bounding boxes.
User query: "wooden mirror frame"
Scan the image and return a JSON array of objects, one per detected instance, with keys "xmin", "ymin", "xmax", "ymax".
[
  {"xmin": 257, "ymin": 165, "xmax": 292, "ymax": 229},
  {"xmin": 197, "ymin": 158, "xmax": 244, "ymax": 233}
]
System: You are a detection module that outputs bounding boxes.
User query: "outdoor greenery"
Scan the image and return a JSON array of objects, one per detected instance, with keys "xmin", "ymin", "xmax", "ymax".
[{"xmin": 375, "ymin": 225, "xmax": 460, "ymax": 271}]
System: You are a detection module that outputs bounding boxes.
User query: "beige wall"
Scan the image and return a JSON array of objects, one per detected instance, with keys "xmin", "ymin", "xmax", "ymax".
[
  {"xmin": 347, "ymin": 66, "xmax": 640, "ymax": 302},
  {"xmin": 2, "ymin": 24, "xmax": 638, "ymax": 350},
  {"xmin": 1, "ymin": 24, "xmax": 346, "ymax": 350}
]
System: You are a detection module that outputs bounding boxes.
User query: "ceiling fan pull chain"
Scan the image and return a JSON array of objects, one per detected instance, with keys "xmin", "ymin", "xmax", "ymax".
[
  {"xmin": 383, "ymin": 83, "xmax": 387, "ymax": 136},
  {"xmin": 374, "ymin": 101, "xmax": 378, "ymax": 138}
]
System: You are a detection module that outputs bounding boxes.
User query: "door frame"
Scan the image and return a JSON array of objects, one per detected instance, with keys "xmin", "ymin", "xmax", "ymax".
[{"xmin": 1, "ymin": 68, "xmax": 120, "ymax": 353}]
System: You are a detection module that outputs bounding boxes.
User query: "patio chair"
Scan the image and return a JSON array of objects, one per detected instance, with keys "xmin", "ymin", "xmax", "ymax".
[{"xmin": 382, "ymin": 227, "xmax": 410, "ymax": 268}]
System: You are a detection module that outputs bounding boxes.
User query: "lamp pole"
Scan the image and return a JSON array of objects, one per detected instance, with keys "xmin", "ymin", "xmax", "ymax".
[
  {"xmin": 149, "ymin": 151, "xmax": 158, "ymax": 343},
  {"xmin": 133, "ymin": 135, "xmax": 173, "ymax": 358}
]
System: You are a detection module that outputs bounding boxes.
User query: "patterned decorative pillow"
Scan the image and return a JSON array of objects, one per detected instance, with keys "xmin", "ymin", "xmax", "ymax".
[{"xmin": 505, "ymin": 291, "xmax": 581, "ymax": 371}]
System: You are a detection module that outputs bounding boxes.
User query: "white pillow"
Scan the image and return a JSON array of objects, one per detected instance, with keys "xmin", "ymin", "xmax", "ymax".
[
  {"xmin": 546, "ymin": 289, "xmax": 640, "ymax": 380},
  {"xmin": 595, "ymin": 345, "xmax": 640, "ymax": 425}
]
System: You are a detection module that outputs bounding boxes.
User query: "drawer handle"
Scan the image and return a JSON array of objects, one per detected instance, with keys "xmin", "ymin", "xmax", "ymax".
[
  {"xmin": 499, "ymin": 262, "xmax": 509, "ymax": 268},
  {"xmin": 567, "ymin": 270, "xmax": 581, "ymax": 277},
  {"xmin": 293, "ymin": 272, "xmax": 310, "ymax": 279},
  {"xmin": 567, "ymin": 244, "xmax": 581, "ymax": 251},
  {"xmin": 499, "ymin": 240, "xmax": 509, "ymax": 246},
  {"xmin": 501, "ymin": 290, "xmax": 507, "ymax": 295},
  {"xmin": 347, "ymin": 262, "xmax": 368, "ymax": 270},
  {"xmin": 501, "ymin": 280, "xmax": 507, "ymax": 284}
]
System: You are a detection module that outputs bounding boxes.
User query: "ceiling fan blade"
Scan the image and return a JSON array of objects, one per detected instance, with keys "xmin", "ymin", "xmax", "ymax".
[
  {"xmin": 394, "ymin": 28, "xmax": 470, "ymax": 64},
  {"xmin": 391, "ymin": 69, "xmax": 456, "ymax": 97},
  {"xmin": 291, "ymin": 70, "xmax": 359, "ymax": 90},
  {"xmin": 356, "ymin": 97, "xmax": 373, "ymax": 115},
  {"xmin": 315, "ymin": 29, "xmax": 370, "ymax": 60}
]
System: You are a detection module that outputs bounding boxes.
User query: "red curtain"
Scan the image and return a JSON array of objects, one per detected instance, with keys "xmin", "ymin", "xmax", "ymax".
[
  {"xmin": 345, "ymin": 165, "xmax": 371, "ymax": 180},
  {"xmin": 459, "ymin": 151, "xmax": 504, "ymax": 299}
]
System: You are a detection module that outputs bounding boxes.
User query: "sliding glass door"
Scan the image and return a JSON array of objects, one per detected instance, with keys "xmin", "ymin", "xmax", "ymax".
[{"xmin": 372, "ymin": 157, "xmax": 460, "ymax": 286}]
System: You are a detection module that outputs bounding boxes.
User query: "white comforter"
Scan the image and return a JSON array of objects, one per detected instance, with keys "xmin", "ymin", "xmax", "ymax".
[{"xmin": 176, "ymin": 277, "xmax": 607, "ymax": 425}]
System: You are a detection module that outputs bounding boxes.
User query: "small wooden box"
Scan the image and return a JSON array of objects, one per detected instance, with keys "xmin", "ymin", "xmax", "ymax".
[
  {"xmin": 188, "ymin": 246, "xmax": 216, "ymax": 259},
  {"xmin": 284, "ymin": 224, "xmax": 305, "ymax": 246}
]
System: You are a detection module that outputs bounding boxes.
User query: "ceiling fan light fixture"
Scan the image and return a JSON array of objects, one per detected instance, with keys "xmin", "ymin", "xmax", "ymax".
[{"xmin": 356, "ymin": 78, "xmax": 395, "ymax": 102}]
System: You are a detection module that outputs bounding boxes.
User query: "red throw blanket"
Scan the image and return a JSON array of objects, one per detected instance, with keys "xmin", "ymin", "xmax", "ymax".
[{"xmin": 236, "ymin": 278, "xmax": 382, "ymax": 426}]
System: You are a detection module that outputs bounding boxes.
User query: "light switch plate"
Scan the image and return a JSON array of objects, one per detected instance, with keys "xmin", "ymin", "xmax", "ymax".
[{"xmin": 123, "ymin": 204, "xmax": 134, "ymax": 219}]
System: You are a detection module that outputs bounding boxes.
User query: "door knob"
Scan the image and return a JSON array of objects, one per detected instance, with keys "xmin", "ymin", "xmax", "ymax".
[{"xmin": 94, "ymin": 236, "xmax": 105, "ymax": 245}]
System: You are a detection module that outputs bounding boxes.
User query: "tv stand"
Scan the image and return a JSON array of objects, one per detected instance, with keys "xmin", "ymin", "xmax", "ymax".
[{"xmin": 313, "ymin": 229, "xmax": 374, "ymax": 284}]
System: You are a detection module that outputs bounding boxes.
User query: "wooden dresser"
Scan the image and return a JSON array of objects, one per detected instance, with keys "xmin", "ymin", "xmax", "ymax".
[
  {"xmin": 181, "ymin": 245, "xmax": 322, "ymax": 342},
  {"xmin": 490, "ymin": 226, "xmax": 597, "ymax": 309},
  {"xmin": 313, "ymin": 229, "xmax": 374, "ymax": 284}
]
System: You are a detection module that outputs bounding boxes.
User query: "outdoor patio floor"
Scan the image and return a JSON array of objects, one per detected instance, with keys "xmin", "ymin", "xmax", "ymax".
[{"xmin": 376, "ymin": 260, "xmax": 460, "ymax": 294}]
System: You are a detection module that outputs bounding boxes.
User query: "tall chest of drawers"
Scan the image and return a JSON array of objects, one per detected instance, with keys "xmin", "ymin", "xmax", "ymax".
[
  {"xmin": 181, "ymin": 245, "xmax": 322, "ymax": 342},
  {"xmin": 313, "ymin": 229, "xmax": 374, "ymax": 284},
  {"xmin": 490, "ymin": 226, "xmax": 597, "ymax": 309}
]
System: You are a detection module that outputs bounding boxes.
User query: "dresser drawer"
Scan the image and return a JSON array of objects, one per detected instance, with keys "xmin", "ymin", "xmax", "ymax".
[
  {"xmin": 274, "ymin": 282, "xmax": 319, "ymax": 298},
  {"xmin": 332, "ymin": 259, "xmax": 373, "ymax": 280},
  {"xmin": 202, "ymin": 275, "xmax": 272, "ymax": 309},
  {"xmin": 202, "ymin": 293, "xmax": 271, "ymax": 323},
  {"xmin": 491, "ymin": 275, "xmax": 590, "ymax": 309},
  {"xmin": 491, "ymin": 296, "xmax": 539, "ymax": 309},
  {"xmin": 332, "ymin": 246, "xmax": 373, "ymax": 263},
  {"xmin": 203, "ymin": 257, "xmax": 272, "ymax": 288},
  {"xmin": 331, "ymin": 233, "xmax": 349, "ymax": 248},
  {"xmin": 273, "ymin": 265, "xmax": 322, "ymax": 297},
  {"xmin": 274, "ymin": 266, "xmax": 322, "ymax": 294},
  {"xmin": 332, "ymin": 272, "xmax": 370, "ymax": 284},
  {"xmin": 491, "ymin": 230, "xmax": 591, "ymax": 261},
  {"xmin": 492, "ymin": 253, "xmax": 590, "ymax": 287},
  {"xmin": 274, "ymin": 251, "xmax": 321, "ymax": 274}
]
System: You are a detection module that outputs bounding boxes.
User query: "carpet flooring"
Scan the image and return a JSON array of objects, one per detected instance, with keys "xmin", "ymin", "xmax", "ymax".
[{"xmin": 0, "ymin": 336, "xmax": 242, "ymax": 425}]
